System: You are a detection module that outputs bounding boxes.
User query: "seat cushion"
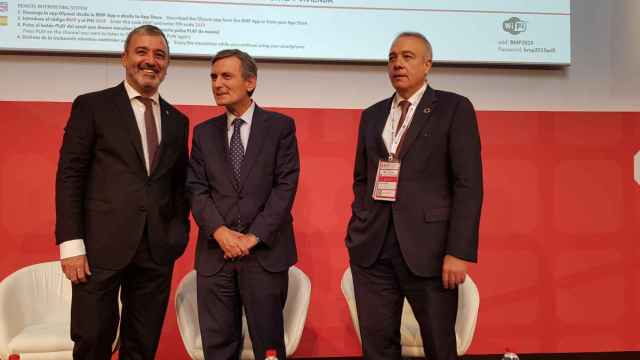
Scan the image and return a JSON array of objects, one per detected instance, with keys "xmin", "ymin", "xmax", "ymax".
[{"xmin": 8, "ymin": 322, "xmax": 73, "ymax": 354}]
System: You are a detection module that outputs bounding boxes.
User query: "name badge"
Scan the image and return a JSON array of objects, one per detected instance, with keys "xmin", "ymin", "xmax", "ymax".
[{"xmin": 372, "ymin": 159, "xmax": 401, "ymax": 202}]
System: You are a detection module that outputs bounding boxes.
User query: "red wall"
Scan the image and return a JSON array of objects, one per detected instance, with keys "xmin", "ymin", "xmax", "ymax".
[{"xmin": 0, "ymin": 101, "xmax": 639, "ymax": 357}]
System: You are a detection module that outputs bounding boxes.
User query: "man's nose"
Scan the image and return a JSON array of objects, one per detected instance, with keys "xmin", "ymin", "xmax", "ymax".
[{"xmin": 142, "ymin": 54, "xmax": 157, "ymax": 67}]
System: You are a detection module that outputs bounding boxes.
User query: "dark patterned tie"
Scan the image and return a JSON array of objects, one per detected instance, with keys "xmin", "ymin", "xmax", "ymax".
[
  {"xmin": 137, "ymin": 96, "xmax": 159, "ymax": 172},
  {"xmin": 229, "ymin": 118, "xmax": 245, "ymax": 186}
]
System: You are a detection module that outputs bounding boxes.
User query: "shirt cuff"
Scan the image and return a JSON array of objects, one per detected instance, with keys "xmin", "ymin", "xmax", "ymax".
[{"xmin": 59, "ymin": 239, "xmax": 86, "ymax": 259}]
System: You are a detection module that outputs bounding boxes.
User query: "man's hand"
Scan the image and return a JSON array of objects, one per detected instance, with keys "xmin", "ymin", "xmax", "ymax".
[
  {"xmin": 237, "ymin": 233, "xmax": 258, "ymax": 255},
  {"xmin": 442, "ymin": 255, "xmax": 469, "ymax": 289},
  {"xmin": 61, "ymin": 255, "xmax": 92, "ymax": 284},
  {"xmin": 213, "ymin": 226, "xmax": 244, "ymax": 259}
]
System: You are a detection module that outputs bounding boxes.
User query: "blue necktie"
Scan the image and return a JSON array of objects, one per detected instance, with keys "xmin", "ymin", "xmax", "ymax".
[{"xmin": 229, "ymin": 118, "xmax": 245, "ymax": 187}]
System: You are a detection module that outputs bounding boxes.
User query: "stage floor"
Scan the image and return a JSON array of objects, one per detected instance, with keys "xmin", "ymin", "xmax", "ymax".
[{"xmin": 293, "ymin": 353, "xmax": 640, "ymax": 360}]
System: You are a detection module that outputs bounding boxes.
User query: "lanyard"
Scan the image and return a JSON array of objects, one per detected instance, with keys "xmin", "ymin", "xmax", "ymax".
[{"xmin": 389, "ymin": 103, "xmax": 413, "ymax": 160}]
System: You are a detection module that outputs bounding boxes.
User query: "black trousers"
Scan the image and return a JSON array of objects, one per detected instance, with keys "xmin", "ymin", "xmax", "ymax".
[
  {"xmin": 70, "ymin": 232, "xmax": 173, "ymax": 360},
  {"xmin": 197, "ymin": 253, "xmax": 289, "ymax": 360},
  {"xmin": 351, "ymin": 216, "xmax": 459, "ymax": 360}
]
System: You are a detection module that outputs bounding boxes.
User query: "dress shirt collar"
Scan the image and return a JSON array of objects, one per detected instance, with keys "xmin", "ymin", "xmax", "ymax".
[
  {"xmin": 392, "ymin": 82, "xmax": 427, "ymax": 109},
  {"xmin": 227, "ymin": 100, "xmax": 255, "ymax": 130},
  {"xmin": 124, "ymin": 80, "xmax": 160, "ymax": 105}
]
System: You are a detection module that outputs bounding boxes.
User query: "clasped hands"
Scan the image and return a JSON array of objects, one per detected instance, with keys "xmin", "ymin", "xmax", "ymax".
[{"xmin": 213, "ymin": 226, "xmax": 258, "ymax": 260}]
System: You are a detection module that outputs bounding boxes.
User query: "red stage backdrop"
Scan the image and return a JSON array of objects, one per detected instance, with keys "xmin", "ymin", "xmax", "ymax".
[{"xmin": 0, "ymin": 101, "xmax": 639, "ymax": 358}]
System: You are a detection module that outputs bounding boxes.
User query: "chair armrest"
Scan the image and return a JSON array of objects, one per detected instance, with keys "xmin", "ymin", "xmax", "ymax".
[
  {"xmin": 456, "ymin": 275, "xmax": 480, "ymax": 355},
  {"xmin": 0, "ymin": 268, "xmax": 30, "ymax": 358},
  {"xmin": 283, "ymin": 266, "xmax": 312, "ymax": 356},
  {"xmin": 175, "ymin": 271, "xmax": 201, "ymax": 359},
  {"xmin": 340, "ymin": 267, "xmax": 362, "ymax": 342}
]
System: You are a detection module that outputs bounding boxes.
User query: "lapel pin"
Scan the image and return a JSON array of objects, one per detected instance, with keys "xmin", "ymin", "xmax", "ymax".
[{"xmin": 423, "ymin": 107, "xmax": 432, "ymax": 114}]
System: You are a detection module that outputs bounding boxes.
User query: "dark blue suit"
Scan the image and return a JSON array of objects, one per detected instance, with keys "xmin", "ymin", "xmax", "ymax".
[
  {"xmin": 346, "ymin": 86, "xmax": 483, "ymax": 360},
  {"xmin": 187, "ymin": 105, "xmax": 300, "ymax": 359}
]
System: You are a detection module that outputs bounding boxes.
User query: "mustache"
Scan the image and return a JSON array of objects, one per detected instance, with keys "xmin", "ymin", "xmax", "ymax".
[{"xmin": 139, "ymin": 64, "xmax": 158, "ymax": 72}]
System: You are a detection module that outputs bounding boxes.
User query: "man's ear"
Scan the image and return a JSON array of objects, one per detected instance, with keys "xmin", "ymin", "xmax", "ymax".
[{"xmin": 246, "ymin": 76, "xmax": 257, "ymax": 93}]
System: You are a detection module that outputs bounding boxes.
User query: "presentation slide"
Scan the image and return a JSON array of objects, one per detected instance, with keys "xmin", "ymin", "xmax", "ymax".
[{"xmin": 0, "ymin": 0, "xmax": 571, "ymax": 65}]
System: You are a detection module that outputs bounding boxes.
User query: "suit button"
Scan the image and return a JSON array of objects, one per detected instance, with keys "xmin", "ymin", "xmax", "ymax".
[{"xmin": 139, "ymin": 205, "xmax": 146, "ymax": 212}]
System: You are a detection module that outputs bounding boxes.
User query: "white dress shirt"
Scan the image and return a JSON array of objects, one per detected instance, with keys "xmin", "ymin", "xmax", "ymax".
[
  {"xmin": 382, "ymin": 82, "xmax": 428, "ymax": 154},
  {"xmin": 59, "ymin": 80, "xmax": 163, "ymax": 259},
  {"xmin": 226, "ymin": 100, "xmax": 255, "ymax": 149},
  {"xmin": 125, "ymin": 80, "xmax": 163, "ymax": 174}
]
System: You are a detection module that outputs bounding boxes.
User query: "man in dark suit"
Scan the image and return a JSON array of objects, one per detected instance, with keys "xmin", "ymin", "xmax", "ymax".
[
  {"xmin": 345, "ymin": 32, "xmax": 483, "ymax": 360},
  {"xmin": 55, "ymin": 25, "xmax": 190, "ymax": 360},
  {"xmin": 187, "ymin": 49, "xmax": 299, "ymax": 360}
]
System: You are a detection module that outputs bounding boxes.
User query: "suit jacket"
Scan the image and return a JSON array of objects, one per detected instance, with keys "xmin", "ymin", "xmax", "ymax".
[
  {"xmin": 55, "ymin": 82, "xmax": 190, "ymax": 269},
  {"xmin": 187, "ymin": 105, "xmax": 299, "ymax": 276},
  {"xmin": 346, "ymin": 86, "xmax": 483, "ymax": 277}
]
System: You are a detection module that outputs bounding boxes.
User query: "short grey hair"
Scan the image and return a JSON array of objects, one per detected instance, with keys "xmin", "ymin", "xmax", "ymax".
[
  {"xmin": 211, "ymin": 49, "xmax": 258, "ymax": 96},
  {"xmin": 124, "ymin": 25, "xmax": 169, "ymax": 55},
  {"xmin": 211, "ymin": 49, "xmax": 258, "ymax": 80},
  {"xmin": 393, "ymin": 32, "xmax": 433, "ymax": 61}
]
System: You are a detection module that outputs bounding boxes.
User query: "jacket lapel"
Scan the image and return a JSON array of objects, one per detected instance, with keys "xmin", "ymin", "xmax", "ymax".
[
  {"xmin": 397, "ymin": 86, "xmax": 438, "ymax": 159},
  {"xmin": 374, "ymin": 97, "xmax": 393, "ymax": 160},
  {"xmin": 150, "ymin": 98, "xmax": 178, "ymax": 176},
  {"xmin": 238, "ymin": 105, "xmax": 269, "ymax": 191},
  {"xmin": 112, "ymin": 82, "xmax": 147, "ymax": 175}
]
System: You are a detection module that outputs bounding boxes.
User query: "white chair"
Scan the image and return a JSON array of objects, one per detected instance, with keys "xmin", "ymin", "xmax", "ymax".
[
  {"xmin": 340, "ymin": 266, "xmax": 479, "ymax": 357},
  {"xmin": 175, "ymin": 266, "xmax": 311, "ymax": 360},
  {"xmin": 0, "ymin": 261, "xmax": 119, "ymax": 360}
]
